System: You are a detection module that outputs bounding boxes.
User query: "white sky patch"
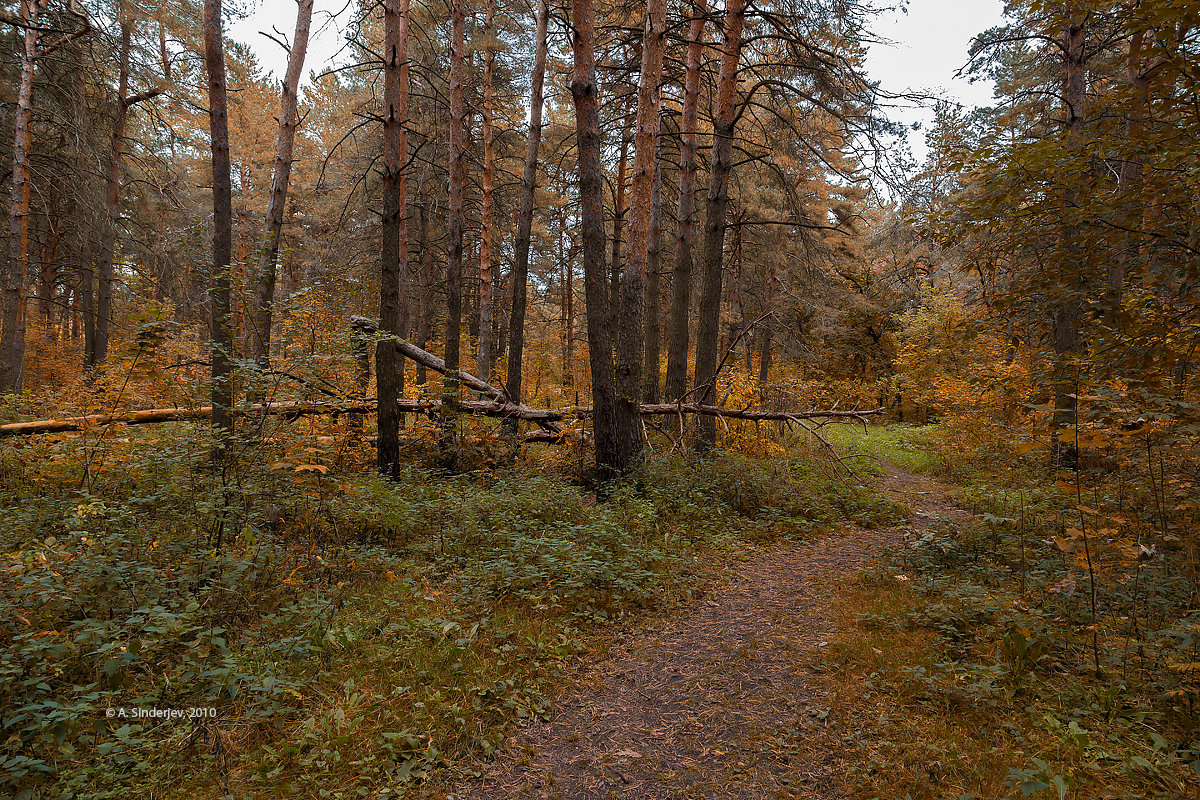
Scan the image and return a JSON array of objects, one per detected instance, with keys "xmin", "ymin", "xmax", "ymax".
[
  {"xmin": 229, "ymin": 0, "xmax": 353, "ymax": 85},
  {"xmin": 863, "ymin": 0, "xmax": 1007, "ymax": 161},
  {"xmin": 231, "ymin": 0, "xmax": 1008, "ymax": 164}
]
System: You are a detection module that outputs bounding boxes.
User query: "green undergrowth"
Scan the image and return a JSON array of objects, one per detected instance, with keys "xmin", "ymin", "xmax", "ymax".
[
  {"xmin": 817, "ymin": 425, "xmax": 1200, "ymax": 799},
  {"xmin": 0, "ymin": 425, "xmax": 897, "ymax": 799},
  {"xmin": 826, "ymin": 423, "xmax": 942, "ymax": 477}
]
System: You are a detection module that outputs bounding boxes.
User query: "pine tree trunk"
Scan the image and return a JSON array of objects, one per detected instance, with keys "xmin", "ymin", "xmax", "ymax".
[
  {"xmin": 693, "ymin": 0, "xmax": 745, "ymax": 448},
  {"xmin": 561, "ymin": 192, "xmax": 574, "ymax": 390},
  {"xmin": 664, "ymin": 0, "xmax": 706, "ymax": 401},
  {"xmin": 570, "ymin": 0, "xmax": 619, "ymax": 479},
  {"xmin": 1050, "ymin": 15, "xmax": 1087, "ymax": 466},
  {"xmin": 94, "ymin": 21, "xmax": 134, "ymax": 368},
  {"xmin": 727, "ymin": 215, "xmax": 744, "ymax": 368},
  {"xmin": 1107, "ymin": 27, "xmax": 1153, "ymax": 324},
  {"xmin": 476, "ymin": 0, "xmax": 497, "ymax": 382},
  {"xmin": 71, "ymin": 45, "xmax": 97, "ymax": 370},
  {"xmin": 494, "ymin": 256, "xmax": 507, "ymax": 361},
  {"xmin": 443, "ymin": 0, "xmax": 467, "ymax": 454},
  {"xmin": 414, "ymin": 177, "xmax": 432, "ymax": 385},
  {"xmin": 204, "ymin": 0, "xmax": 235, "ymax": 443},
  {"xmin": 615, "ymin": 0, "xmax": 668, "ymax": 468},
  {"xmin": 378, "ymin": 0, "xmax": 411, "ymax": 476},
  {"xmin": 251, "ymin": 0, "xmax": 313, "ymax": 366},
  {"xmin": 643, "ymin": 152, "xmax": 663, "ymax": 403},
  {"xmin": 0, "ymin": 0, "xmax": 43, "ymax": 394},
  {"xmin": 759, "ymin": 240, "xmax": 776, "ymax": 387},
  {"xmin": 505, "ymin": 0, "xmax": 549, "ymax": 416},
  {"xmin": 609, "ymin": 110, "xmax": 631, "ymax": 334},
  {"xmin": 36, "ymin": 212, "xmax": 57, "ymax": 319}
]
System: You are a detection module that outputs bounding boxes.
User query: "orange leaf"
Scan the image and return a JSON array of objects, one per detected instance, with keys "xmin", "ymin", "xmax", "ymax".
[{"xmin": 1053, "ymin": 536, "xmax": 1079, "ymax": 554}]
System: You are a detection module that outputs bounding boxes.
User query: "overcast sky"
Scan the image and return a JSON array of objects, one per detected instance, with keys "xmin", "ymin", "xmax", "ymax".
[
  {"xmin": 231, "ymin": 0, "xmax": 1009, "ymax": 160},
  {"xmin": 863, "ymin": 0, "xmax": 1007, "ymax": 157}
]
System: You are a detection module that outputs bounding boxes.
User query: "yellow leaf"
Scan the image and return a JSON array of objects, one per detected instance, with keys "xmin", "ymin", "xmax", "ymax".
[{"xmin": 294, "ymin": 464, "xmax": 328, "ymax": 474}]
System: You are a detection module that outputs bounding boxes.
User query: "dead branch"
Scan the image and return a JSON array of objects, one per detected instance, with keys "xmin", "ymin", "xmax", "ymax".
[
  {"xmin": 1, "ymin": 400, "xmax": 881, "ymax": 439},
  {"xmin": 350, "ymin": 317, "xmax": 562, "ymax": 434}
]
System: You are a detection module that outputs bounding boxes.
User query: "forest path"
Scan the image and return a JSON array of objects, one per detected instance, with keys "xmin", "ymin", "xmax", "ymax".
[{"xmin": 455, "ymin": 463, "xmax": 963, "ymax": 800}]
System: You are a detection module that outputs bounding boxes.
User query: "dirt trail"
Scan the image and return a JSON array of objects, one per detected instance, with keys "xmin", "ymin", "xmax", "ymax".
[{"xmin": 457, "ymin": 464, "xmax": 963, "ymax": 800}]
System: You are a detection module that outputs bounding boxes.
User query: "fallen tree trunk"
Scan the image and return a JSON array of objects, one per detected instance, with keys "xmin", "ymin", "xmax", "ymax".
[
  {"xmin": 563, "ymin": 403, "xmax": 883, "ymax": 423},
  {"xmin": 350, "ymin": 316, "xmax": 562, "ymax": 434},
  {"xmin": 352, "ymin": 316, "xmax": 501, "ymax": 400},
  {"xmin": 1, "ymin": 325, "xmax": 880, "ymax": 440},
  {"xmin": 0, "ymin": 401, "xmax": 372, "ymax": 438},
  {"xmin": 0, "ymin": 398, "xmax": 881, "ymax": 439}
]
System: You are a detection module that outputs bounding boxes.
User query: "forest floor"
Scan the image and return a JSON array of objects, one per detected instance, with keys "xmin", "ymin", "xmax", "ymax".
[{"xmin": 446, "ymin": 463, "xmax": 967, "ymax": 800}]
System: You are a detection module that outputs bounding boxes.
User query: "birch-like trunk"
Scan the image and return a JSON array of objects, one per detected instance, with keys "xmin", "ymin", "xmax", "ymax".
[{"xmin": 250, "ymin": 0, "xmax": 314, "ymax": 366}]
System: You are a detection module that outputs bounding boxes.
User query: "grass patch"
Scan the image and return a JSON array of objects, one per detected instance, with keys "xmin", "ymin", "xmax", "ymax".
[
  {"xmin": 817, "ymin": 564, "xmax": 1200, "ymax": 799},
  {"xmin": 0, "ymin": 426, "xmax": 892, "ymax": 799},
  {"xmin": 808, "ymin": 424, "xmax": 1200, "ymax": 799},
  {"xmin": 826, "ymin": 423, "xmax": 941, "ymax": 476}
]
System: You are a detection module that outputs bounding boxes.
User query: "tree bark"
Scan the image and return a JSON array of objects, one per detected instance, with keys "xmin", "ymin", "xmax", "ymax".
[
  {"xmin": 94, "ymin": 19, "xmax": 131, "ymax": 368},
  {"xmin": 609, "ymin": 111, "xmax": 631, "ymax": 335},
  {"xmin": 615, "ymin": 0, "xmax": 668, "ymax": 467},
  {"xmin": 570, "ymin": 0, "xmax": 620, "ymax": 479},
  {"xmin": 727, "ymin": 213, "xmax": 745, "ymax": 367},
  {"xmin": 560, "ymin": 190, "xmax": 574, "ymax": 389},
  {"xmin": 643, "ymin": 152, "xmax": 663, "ymax": 402},
  {"xmin": 377, "ymin": 0, "xmax": 411, "ymax": 476},
  {"xmin": 414, "ymin": 175, "xmax": 433, "ymax": 385},
  {"xmin": 203, "ymin": 0, "xmax": 235, "ymax": 442},
  {"xmin": 443, "ymin": 0, "xmax": 467, "ymax": 455},
  {"xmin": 664, "ymin": 0, "xmax": 706, "ymax": 401},
  {"xmin": 36, "ymin": 211, "xmax": 58, "ymax": 319},
  {"xmin": 0, "ymin": 0, "xmax": 43, "ymax": 394},
  {"xmin": 506, "ymin": 0, "xmax": 550, "ymax": 422},
  {"xmin": 251, "ymin": 0, "xmax": 313, "ymax": 366},
  {"xmin": 1050, "ymin": 14, "xmax": 1087, "ymax": 465},
  {"xmin": 693, "ymin": 0, "xmax": 746, "ymax": 447},
  {"xmin": 72, "ymin": 44, "xmax": 97, "ymax": 371},
  {"xmin": 476, "ymin": 0, "xmax": 497, "ymax": 382},
  {"xmin": 759, "ymin": 236, "xmax": 777, "ymax": 386}
]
